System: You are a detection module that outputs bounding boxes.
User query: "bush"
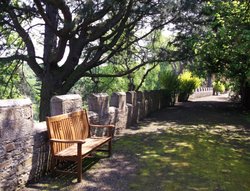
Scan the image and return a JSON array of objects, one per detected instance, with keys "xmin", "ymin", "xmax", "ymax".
[
  {"xmin": 159, "ymin": 70, "xmax": 179, "ymax": 106},
  {"xmin": 213, "ymin": 81, "xmax": 225, "ymax": 94},
  {"xmin": 178, "ymin": 71, "xmax": 202, "ymax": 102}
]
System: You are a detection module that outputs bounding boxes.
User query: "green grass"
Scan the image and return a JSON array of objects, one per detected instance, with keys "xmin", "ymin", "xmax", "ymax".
[{"xmin": 114, "ymin": 125, "xmax": 250, "ymax": 191}]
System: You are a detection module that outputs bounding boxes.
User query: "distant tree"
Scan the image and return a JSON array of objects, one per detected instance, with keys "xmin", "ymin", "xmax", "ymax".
[
  {"xmin": 171, "ymin": 0, "xmax": 250, "ymax": 107},
  {"xmin": 192, "ymin": 1, "xmax": 250, "ymax": 106},
  {"xmin": 0, "ymin": 0, "xmax": 187, "ymax": 121}
]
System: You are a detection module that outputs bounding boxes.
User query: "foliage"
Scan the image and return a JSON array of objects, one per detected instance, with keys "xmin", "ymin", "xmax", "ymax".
[
  {"xmin": 159, "ymin": 70, "xmax": 202, "ymax": 104},
  {"xmin": 0, "ymin": 61, "xmax": 41, "ymax": 119},
  {"xmin": 191, "ymin": 1, "xmax": 250, "ymax": 104},
  {"xmin": 70, "ymin": 31, "xmax": 174, "ymax": 98},
  {"xmin": 159, "ymin": 70, "xmax": 179, "ymax": 106},
  {"xmin": 178, "ymin": 71, "xmax": 202, "ymax": 101},
  {"xmin": 179, "ymin": 71, "xmax": 201, "ymax": 90},
  {"xmin": 213, "ymin": 81, "xmax": 225, "ymax": 94},
  {"xmin": 71, "ymin": 61, "xmax": 170, "ymax": 101},
  {"xmin": 0, "ymin": 0, "xmax": 187, "ymax": 120},
  {"xmin": 0, "ymin": 62, "xmax": 22, "ymax": 99}
]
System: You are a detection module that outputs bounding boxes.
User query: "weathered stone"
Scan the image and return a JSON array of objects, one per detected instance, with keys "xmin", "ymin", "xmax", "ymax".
[
  {"xmin": 137, "ymin": 91, "xmax": 145, "ymax": 120},
  {"xmin": 126, "ymin": 104, "xmax": 133, "ymax": 128},
  {"xmin": 50, "ymin": 94, "xmax": 82, "ymax": 116},
  {"xmin": 110, "ymin": 92, "xmax": 126, "ymax": 110},
  {"xmin": 0, "ymin": 160, "xmax": 11, "ymax": 169},
  {"xmin": 110, "ymin": 92, "xmax": 127, "ymax": 132},
  {"xmin": 126, "ymin": 91, "xmax": 136, "ymax": 105},
  {"xmin": 5, "ymin": 143, "xmax": 15, "ymax": 152},
  {"xmin": 126, "ymin": 91, "xmax": 138, "ymax": 124},
  {"xmin": 88, "ymin": 93, "xmax": 109, "ymax": 117},
  {"xmin": 0, "ymin": 98, "xmax": 34, "ymax": 190},
  {"xmin": 88, "ymin": 111, "xmax": 100, "ymax": 124},
  {"xmin": 0, "ymin": 99, "xmax": 33, "ymax": 141}
]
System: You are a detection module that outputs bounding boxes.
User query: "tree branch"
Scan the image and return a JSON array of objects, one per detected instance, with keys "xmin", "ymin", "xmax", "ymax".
[
  {"xmin": 7, "ymin": 8, "xmax": 43, "ymax": 78},
  {"xmin": 0, "ymin": 54, "xmax": 29, "ymax": 63},
  {"xmin": 136, "ymin": 63, "xmax": 158, "ymax": 91}
]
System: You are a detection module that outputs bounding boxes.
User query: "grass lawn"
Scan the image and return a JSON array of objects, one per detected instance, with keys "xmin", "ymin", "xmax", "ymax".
[{"xmin": 115, "ymin": 124, "xmax": 250, "ymax": 191}]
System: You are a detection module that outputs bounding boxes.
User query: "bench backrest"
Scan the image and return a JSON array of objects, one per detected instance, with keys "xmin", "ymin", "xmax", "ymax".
[{"xmin": 46, "ymin": 110, "xmax": 90, "ymax": 155}]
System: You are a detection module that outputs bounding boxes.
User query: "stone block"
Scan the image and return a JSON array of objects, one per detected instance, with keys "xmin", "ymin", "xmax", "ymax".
[
  {"xmin": 126, "ymin": 104, "xmax": 133, "ymax": 128},
  {"xmin": 110, "ymin": 92, "xmax": 126, "ymax": 111},
  {"xmin": 50, "ymin": 94, "xmax": 82, "ymax": 116},
  {"xmin": 0, "ymin": 98, "xmax": 33, "ymax": 141},
  {"xmin": 126, "ymin": 91, "xmax": 137, "ymax": 106},
  {"xmin": 137, "ymin": 91, "xmax": 145, "ymax": 119},
  {"xmin": 88, "ymin": 93, "xmax": 109, "ymax": 117},
  {"xmin": 112, "ymin": 106, "xmax": 128, "ymax": 134}
]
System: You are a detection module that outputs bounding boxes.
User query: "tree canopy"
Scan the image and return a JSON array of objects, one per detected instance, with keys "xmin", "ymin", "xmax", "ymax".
[
  {"xmin": 1, "ymin": 0, "xmax": 249, "ymax": 120},
  {"xmin": 0, "ymin": 0, "xmax": 187, "ymax": 120}
]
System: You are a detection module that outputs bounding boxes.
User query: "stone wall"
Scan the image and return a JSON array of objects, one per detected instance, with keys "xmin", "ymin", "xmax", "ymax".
[
  {"xmin": 0, "ymin": 99, "xmax": 34, "ymax": 190},
  {"xmin": 87, "ymin": 90, "xmax": 168, "ymax": 133},
  {"xmin": 0, "ymin": 89, "xmax": 180, "ymax": 190},
  {"xmin": 189, "ymin": 87, "xmax": 213, "ymax": 100}
]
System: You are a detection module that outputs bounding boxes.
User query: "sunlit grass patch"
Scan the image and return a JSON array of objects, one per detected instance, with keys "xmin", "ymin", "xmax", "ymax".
[{"xmin": 114, "ymin": 125, "xmax": 250, "ymax": 191}]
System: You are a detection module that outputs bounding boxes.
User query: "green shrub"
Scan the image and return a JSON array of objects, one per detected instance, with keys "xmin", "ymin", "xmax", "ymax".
[
  {"xmin": 178, "ymin": 71, "xmax": 202, "ymax": 102},
  {"xmin": 213, "ymin": 81, "xmax": 225, "ymax": 94},
  {"xmin": 159, "ymin": 70, "xmax": 179, "ymax": 106}
]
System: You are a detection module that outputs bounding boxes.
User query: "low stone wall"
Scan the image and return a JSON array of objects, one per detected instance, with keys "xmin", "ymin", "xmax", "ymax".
[
  {"xmin": 189, "ymin": 87, "xmax": 213, "ymax": 100},
  {"xmin": 0, "ymin": 90, "xmax": 168, "ymax": 190}
]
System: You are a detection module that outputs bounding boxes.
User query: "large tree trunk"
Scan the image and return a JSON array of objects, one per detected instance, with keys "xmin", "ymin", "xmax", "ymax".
[
  {"xmin": 241, "ymin": 82, "xmax": 250, "ymax": 110},
  {"xmin": 39, "ymin": 87, "xmax": 53, "ymax": 122},
  {"xmin": 39, "ymin": 4, "xmax": 59, "ymax": 122},
  {"xmin": 39, "ymin": 74, "xmax": 56, "ymax": 121},
  {"xmin": 39, "ymin": 71, "xmax": 66, "ymax": 121}
]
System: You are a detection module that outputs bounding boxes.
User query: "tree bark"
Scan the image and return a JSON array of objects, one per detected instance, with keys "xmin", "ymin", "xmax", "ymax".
[
  {"xmin": 241, "ymin": 82, "xmax": 250, "ymax": 110},
  {"xmin": 39, "ymin": 71, "xmax": 65, "ymax": 121},
  {"xmin": 39, "ymin": 73, "xmax": 54, "ymax": 121}
]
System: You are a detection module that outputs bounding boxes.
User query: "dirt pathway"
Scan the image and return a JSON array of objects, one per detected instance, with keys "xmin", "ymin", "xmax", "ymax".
[{"xmin": 25, "ymin": 94, "xmax": 250, "ymax": 191}]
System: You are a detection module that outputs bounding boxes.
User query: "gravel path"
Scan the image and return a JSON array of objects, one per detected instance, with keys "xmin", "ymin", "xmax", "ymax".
[{"xmin": 24, "ymin": 94, "xmax": 250, "ymax": 191}]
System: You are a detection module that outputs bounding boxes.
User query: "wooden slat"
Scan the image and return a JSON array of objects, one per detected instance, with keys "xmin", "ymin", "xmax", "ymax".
[{"xmin": 55, "ymin": 137, "xmax": 111, "ymax": 157}]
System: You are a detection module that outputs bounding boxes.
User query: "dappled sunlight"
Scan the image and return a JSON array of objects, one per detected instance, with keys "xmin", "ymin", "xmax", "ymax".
[
  {"xmin": 114, "ymin": 121, "xmax": 250, "ymax": 191},
  {"xmin": 175, "ymin": 142, "xmax": 194, "ymax": 150}
]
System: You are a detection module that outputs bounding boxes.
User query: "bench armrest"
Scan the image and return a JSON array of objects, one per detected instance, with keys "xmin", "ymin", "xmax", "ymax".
[
  {"xmin": 90, "ymin": 124, "xmax": 115, "ymax": 128},
  {"xmin": 50, "ymin": 138, "xmax": 85, "ymax": 144}
]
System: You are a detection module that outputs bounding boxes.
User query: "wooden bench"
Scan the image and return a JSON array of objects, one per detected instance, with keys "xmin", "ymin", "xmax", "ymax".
[{"xmin": 46, "ymin": 109, "xmax": 115, "ymax": 182}]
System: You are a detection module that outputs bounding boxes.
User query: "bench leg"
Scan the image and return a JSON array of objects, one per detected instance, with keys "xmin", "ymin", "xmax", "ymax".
[
  {"xmin": 77, "ymin": 143, "xmax": 83, "ymax": 183},
  {"xmin": 77, "ymin": 157, "xmax": 82, "ymax": 182},
  {"xmin": 51, "ymin": 157, "xmax": 56, "ymax": 173},
  {"xmin": 108, "ymin": 140, "xmax": 112, "ymax": 157}
]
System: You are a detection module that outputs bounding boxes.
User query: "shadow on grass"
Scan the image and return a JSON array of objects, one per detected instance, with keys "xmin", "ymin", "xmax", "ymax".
[
  {"xmin": 113, "ymin": 99, "xmax": 250, "ymax": 191},
  {"xmin": 114, "ymin": 125, "xmax": 250, "ymax": 191},
  {"xmin": 140, "ymin": 100, "xmax": 250, "ymax": 128}
]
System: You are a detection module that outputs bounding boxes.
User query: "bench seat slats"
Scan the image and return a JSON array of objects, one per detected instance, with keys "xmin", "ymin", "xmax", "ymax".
[{"xmin": 55, "ymin": 137, "xmax": 111, "ymax": 157}]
